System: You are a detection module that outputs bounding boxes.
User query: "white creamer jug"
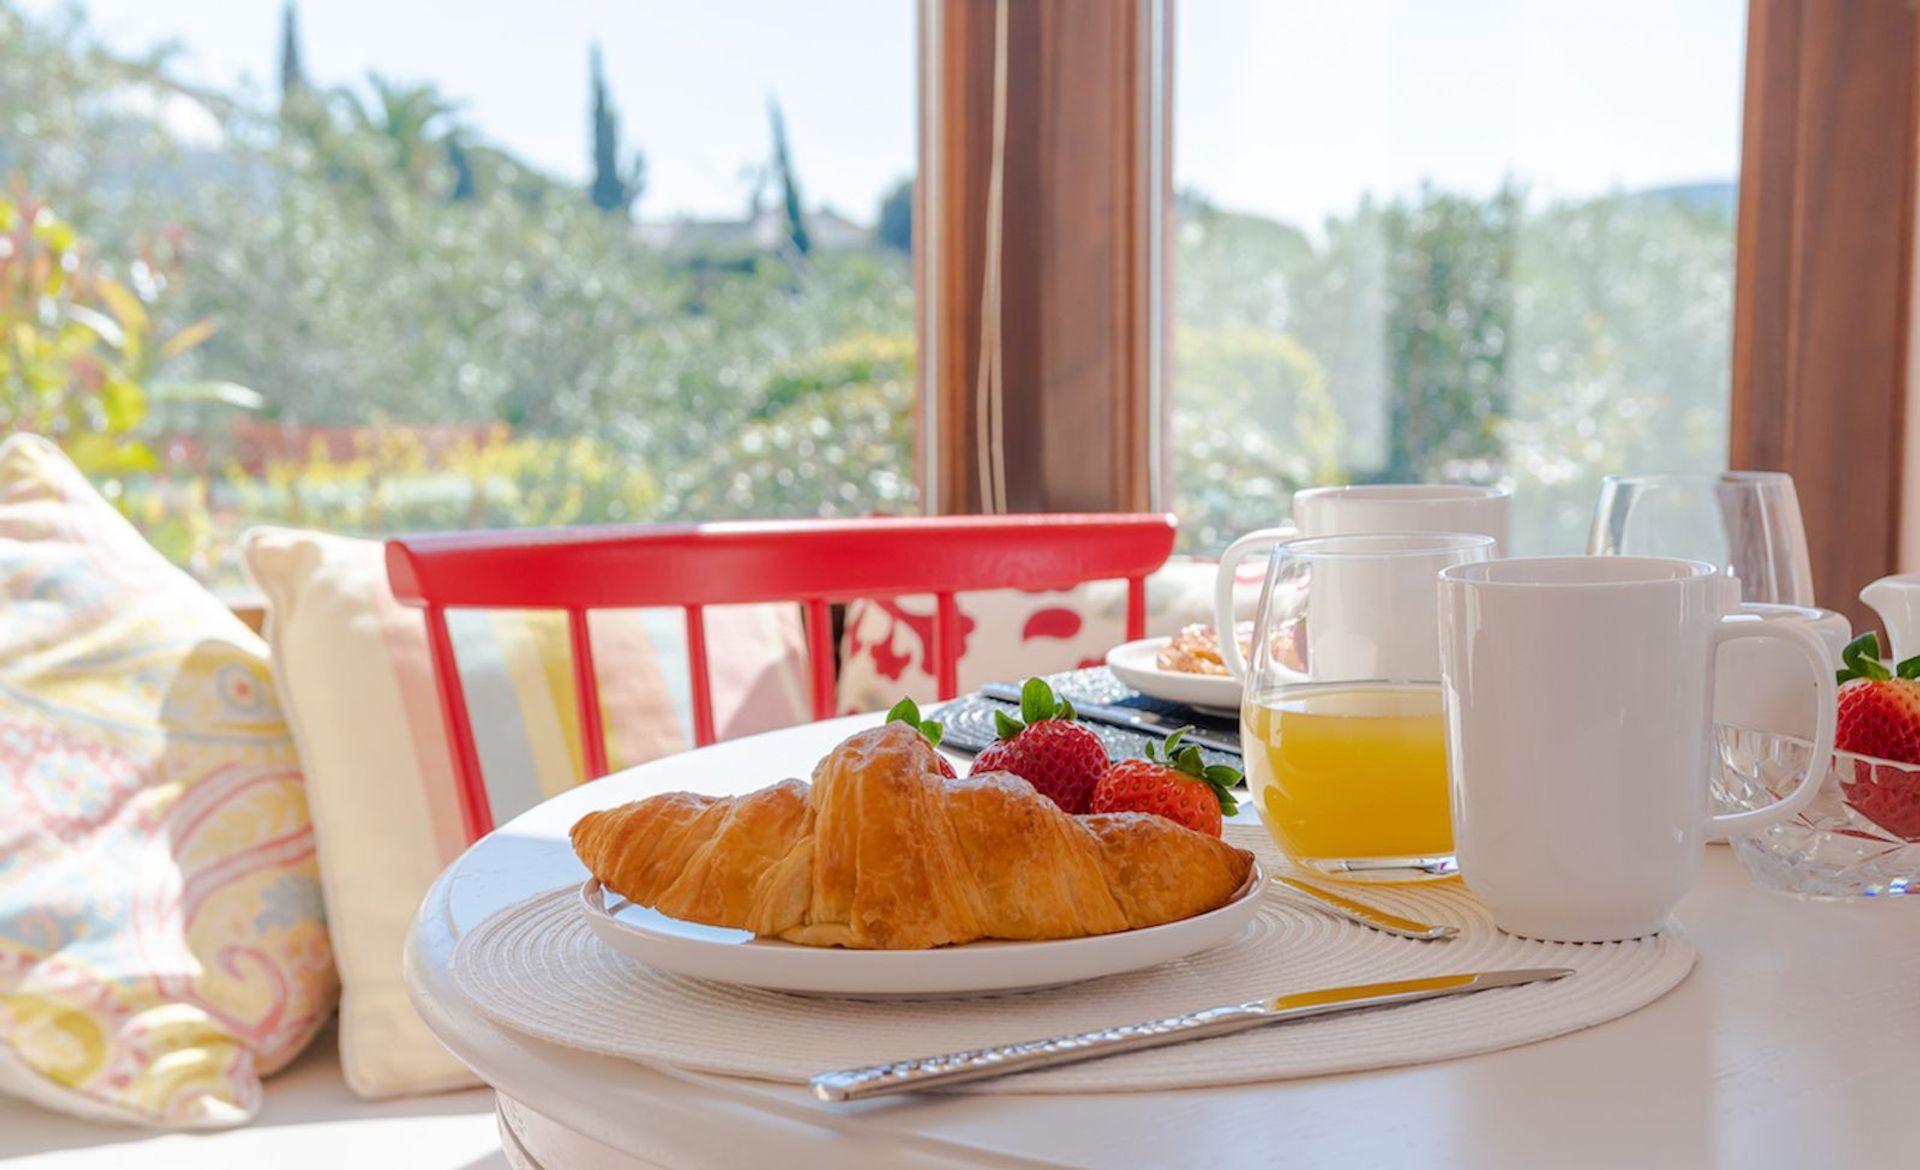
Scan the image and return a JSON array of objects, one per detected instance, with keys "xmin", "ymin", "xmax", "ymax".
[{"xmin": 1861, "ymin": 573, "xmax": 1920, "ymax": 662}]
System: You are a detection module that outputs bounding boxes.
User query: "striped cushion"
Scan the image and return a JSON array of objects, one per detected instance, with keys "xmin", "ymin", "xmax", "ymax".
[{"xmin": 242, "ymin": 527, "xmax": 808, "ymax": 1098}]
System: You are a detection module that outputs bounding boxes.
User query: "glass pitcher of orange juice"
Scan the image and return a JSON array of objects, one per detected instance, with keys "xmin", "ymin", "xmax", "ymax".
[{"xmin": 1234, "ymin": 532, "xmax": 1494, "ymax": 882}]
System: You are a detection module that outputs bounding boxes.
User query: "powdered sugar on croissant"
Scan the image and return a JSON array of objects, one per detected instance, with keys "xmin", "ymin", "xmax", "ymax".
[{"xmin": 570, "ymin": 722, "xmax": 1255, "ymax": 949}]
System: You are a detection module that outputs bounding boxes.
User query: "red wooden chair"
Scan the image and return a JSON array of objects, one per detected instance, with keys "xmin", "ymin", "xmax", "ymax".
[{"xmin": 386, "ymin": 514, "xmax": 1178, "ymax": 839}]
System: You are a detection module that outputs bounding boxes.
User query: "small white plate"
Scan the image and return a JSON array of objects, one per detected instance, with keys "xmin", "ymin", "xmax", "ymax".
[
  {"xmin": 579, "ymin": 862, "xmax": 1265, "ymax": 998},
  {"xmin": 1105, "ymin": 637, "xmax": 1245, "ymax": 717}
]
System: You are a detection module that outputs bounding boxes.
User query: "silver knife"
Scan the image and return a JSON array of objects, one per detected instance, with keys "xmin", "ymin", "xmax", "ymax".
[
  {"xmin": 978, "ymin": 682, "xmax": 1241, "ymax": 755},
  {"xmin": 810, "ymin": 967, "xmax": 1572, "ymax": 1101}
]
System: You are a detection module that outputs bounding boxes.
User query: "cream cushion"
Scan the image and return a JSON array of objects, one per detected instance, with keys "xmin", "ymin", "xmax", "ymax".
[{"xmin": 242, "ymin": 527, "xmax": 808, "ymax": 1098}]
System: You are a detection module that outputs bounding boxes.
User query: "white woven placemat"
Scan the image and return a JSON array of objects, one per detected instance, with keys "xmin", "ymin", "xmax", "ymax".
[{"xmin": 450, "ymin": 826, "xmax": 1695, "ymax": 1093}]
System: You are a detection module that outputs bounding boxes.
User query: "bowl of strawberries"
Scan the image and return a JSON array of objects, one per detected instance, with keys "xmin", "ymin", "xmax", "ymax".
[{"xmin": 1715, "ymin": 633, "xmax": 1920, "ymax": 898}]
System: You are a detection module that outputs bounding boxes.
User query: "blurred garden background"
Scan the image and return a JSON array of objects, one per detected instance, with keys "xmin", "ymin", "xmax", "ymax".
[{"xmin": 1, "ymin": 1, "xmax": 1737, "ymax": 587}]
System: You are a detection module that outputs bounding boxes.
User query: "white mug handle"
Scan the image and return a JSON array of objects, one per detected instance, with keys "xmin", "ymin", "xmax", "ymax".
[
  {"xmin": 1707, "ymin": 618, "xmax": 1839, "ymax": 834},
  {"xmin": 1212, "ymin": 525, "xmax": 1296, "ymax": 680}
]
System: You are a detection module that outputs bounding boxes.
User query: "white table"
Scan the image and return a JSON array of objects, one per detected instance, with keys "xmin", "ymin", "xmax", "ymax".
[{"xmin": 408, "ymin": 714, "xmax": 1920, "ymax": 1169}]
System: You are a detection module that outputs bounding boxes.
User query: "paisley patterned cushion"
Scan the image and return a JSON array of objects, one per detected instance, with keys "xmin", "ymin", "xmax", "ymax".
[{"xmin": 0, "ymin": 435, "xmax": 335, "ymax": 1129}]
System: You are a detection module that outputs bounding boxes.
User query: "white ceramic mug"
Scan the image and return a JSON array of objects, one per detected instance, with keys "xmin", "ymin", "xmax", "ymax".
[
  {"xmin": 1436, "ymin": 556, "xmax": 1837, "ymax": 943},
  {"xmin": 1293, "ymin": 484, "xmax": 1511, "ymax": 551},
  {"xmin": 1213, "ymin": 484, "xmax": 1511, "ymax": 678}
]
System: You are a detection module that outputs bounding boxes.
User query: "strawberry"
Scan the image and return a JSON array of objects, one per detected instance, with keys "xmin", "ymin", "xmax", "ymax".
[
  {"xmin": 887, "ymin": 697, "xmax": 957, "ymax": 778},
  {"xmin": 971, "ymin": 677, "xmax": 1108, "ymax": 813},
  {"xmin": 1090, "ymin": 728, "xmax": 1241, "ymax": 837},
  {"xmin": 1833, "ymin": 633, "xmax": 1920, "ymax": 839}
]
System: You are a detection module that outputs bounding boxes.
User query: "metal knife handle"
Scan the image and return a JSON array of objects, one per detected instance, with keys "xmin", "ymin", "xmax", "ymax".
[
  {"xmin": 810, "ymin": 1002, "xmax": 1270, "ymax": 1102},
  {"xmin": 810, "ymin": 968, "xmax": 1573, "ymax": 1103}
]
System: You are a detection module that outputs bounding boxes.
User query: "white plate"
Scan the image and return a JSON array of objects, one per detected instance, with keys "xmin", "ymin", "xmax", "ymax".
[
  {"xmin": 579, "ymin": 862, "xmax": 1265, "ymax": 998},
  {"xmin": 1105, "ymin": 636, "xmax": 1245, "ymax": 717}
]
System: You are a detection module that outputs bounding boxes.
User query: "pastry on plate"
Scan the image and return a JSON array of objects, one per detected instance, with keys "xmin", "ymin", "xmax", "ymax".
[
  {"xmin": 1159, "ymin": 621, "xmax": 1264, "ymax": 676},
  {"xmin": 1157, "ymin": 620, "xmax": 1306, "ymax": 676},
  {"xmin": 571, "ymin": 722, "xmax": 1255, "ymax": 950}
]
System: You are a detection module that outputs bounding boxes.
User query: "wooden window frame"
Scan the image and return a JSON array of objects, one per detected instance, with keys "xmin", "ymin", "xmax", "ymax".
[
  {"xmin": 925, "ymin": 0, "xmax": 1919, "ymax": 630},
  {"xmin": 919, "ymin": 0, "xmax": 1170, "ymax": 517}
]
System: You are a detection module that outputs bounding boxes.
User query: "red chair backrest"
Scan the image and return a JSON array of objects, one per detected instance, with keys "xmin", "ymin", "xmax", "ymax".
[{"xmin": 386, "ymin": 514, "xmax": 1178, "ymax": 840}]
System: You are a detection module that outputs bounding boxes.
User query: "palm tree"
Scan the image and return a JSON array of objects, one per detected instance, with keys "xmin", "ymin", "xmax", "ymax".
[{"xmin": 340, "ymin": 75, "xmax": 463, "ymax": 195}]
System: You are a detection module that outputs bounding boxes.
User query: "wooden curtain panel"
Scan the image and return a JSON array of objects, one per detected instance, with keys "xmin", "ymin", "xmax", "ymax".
[{"xmin": 1732, "ymin": 0, "xmax": 1920, "ymax": 628}]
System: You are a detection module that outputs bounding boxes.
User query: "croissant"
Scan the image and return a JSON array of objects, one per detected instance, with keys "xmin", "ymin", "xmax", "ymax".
[{"xmin": 570, "ymin": 722, "xmax": 1255, "ymax": 949}]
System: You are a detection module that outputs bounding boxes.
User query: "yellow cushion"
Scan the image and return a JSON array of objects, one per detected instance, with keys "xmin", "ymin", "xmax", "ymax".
[{"xmin": 0, "ymin": 435, "xmax": 336, "ymax": 1129}]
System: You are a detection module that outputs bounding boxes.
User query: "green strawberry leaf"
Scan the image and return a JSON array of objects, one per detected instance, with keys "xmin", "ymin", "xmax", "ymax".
[
  {"xmin": 1140, "ymin": 725, "xmax": 1243, "ymax": 815},
  {"xmin": 1059, "ymin": 699, "xmax": 1077, "ymax": 721},
  {"xmin": 1899, "ymin": 655, "xmax": 1920, "ymax": 681},
  {"xmin": 993, "ymin": 709, "xmax": 1025, "ymax": 740},
  {"xmin": 1840, "ymin": 632, "xmax": 1893, "ymax": 683},
  {"xmin": 888, "ymin": 697, "xmax": 947, "ymax": 748},
  {"xmin": 1203, "ymin": 763, "xmax": 1242, "ymax": 787},
  {"xmin": 1021, "ymin": 676, "xmax": 1054, "ymax": 724},
  {"xmin": 1202, "ymin": 761, "xmax": 1243, "ymax": 815}
]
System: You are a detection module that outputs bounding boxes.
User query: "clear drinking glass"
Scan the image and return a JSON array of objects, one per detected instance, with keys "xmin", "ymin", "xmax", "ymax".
[
  {"xmin": 1587, "ymin": 472, "xmax": 1814, "ymax": 605},
  {"xmin": 1238, "ymin": 532, "xmax": 1495, "ymax": 883}
]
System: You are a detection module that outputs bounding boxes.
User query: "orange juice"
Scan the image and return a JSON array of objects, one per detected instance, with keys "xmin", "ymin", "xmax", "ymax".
[{"xmin": 1241, "ymin": 683, "xmax": 1452, "ymax": 868}]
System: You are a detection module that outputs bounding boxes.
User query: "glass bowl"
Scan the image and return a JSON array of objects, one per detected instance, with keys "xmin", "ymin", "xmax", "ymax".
[{"xmin": 1715, "ymin": 722, "xmax": 1920, "ymax": 899}]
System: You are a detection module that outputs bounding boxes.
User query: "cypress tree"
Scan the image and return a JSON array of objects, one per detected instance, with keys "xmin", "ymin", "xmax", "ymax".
[
  {"xmin": 768, "ymin": 97, "xmax": 811, "ymax": 256},
  {"xmin": 589, "ymin": 44, "xmax": 645, "ymax": 216},
  {"xmin": 876, "ymin": 177, "xmax": 912, "ymax": 254},
  {"xmin": 278, "ymin": 1, "xmax": 306, "ymax": 106},
  {"xmin": 447, "ymin": 135, "xmax": 477, "ymax": 201}
]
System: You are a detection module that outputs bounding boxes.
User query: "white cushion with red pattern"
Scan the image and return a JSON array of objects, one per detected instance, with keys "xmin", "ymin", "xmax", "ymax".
[{"xmin": 835, "ymin": 558, "xmax": 1257, "ymax": 713}]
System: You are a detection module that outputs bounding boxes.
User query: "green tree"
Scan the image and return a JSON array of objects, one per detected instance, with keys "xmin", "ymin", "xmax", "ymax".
[
  {"xmin": 768, "ymin": 97, "xmax": 811, "ymax": 256},
  {"xmin": 278, "ymin": 1, "xmax": 306, "ymax": 107},
  {"xmin": 588, "ymin": 44, "xmax": 644, "ymax": 216},
  {"xmin": 1281, "ymin": 185, "xmax": 1518, "ymax": 484},
  {"xmin": 677, "ymin": 333, "xmax": 918, "ymax": 517},
  {"xmin": 446, "ymin": 133, "xmax": 477, "ymax": 201},
  {"xmin": 340, "ymin": 75, "xmax": 464, "ymax": 195},
  {"xmin": 875, "ymin": 177, "xmax": 911, "ymax": 254},
  {"xmin": 1171, "ymin": 326, "xmax": 1345, "ymax": 550},
  {"xmin": 1172, "ymin": 192, "xmax": 1312, "ymax": 332},
  {"xmin": 1375, "ymin": 185, "xmax": 1517, "ymax": 482},
  {"xmin": 1499, "ymin": 192, "xmax": 1735, "ymax": 545},
  {"xmin": 2, "ymin": 0, "xmax": 919, "ymax": 587}
]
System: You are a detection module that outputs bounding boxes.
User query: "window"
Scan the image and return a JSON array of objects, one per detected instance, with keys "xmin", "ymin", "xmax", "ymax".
[
  {"xmin": 2, "ymin": 0, "xmax": 917, "ymax": 590},
  {"xmin": 1171, "ymin": 0, "xmax": 1747, "ymax": 554}
]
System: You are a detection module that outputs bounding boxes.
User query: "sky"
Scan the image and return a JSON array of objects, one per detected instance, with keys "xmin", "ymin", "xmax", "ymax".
[
  {"xmin": 26, "ymin": 0, "xmax": 921, "ymax": 223},
  {"xmin": 24, "ymin": 0, "xmax": 1745, "ymax": 229},
  {"xmin": 1177, "ymin": 0, "xmax": 1747, "ymax": 228}
]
